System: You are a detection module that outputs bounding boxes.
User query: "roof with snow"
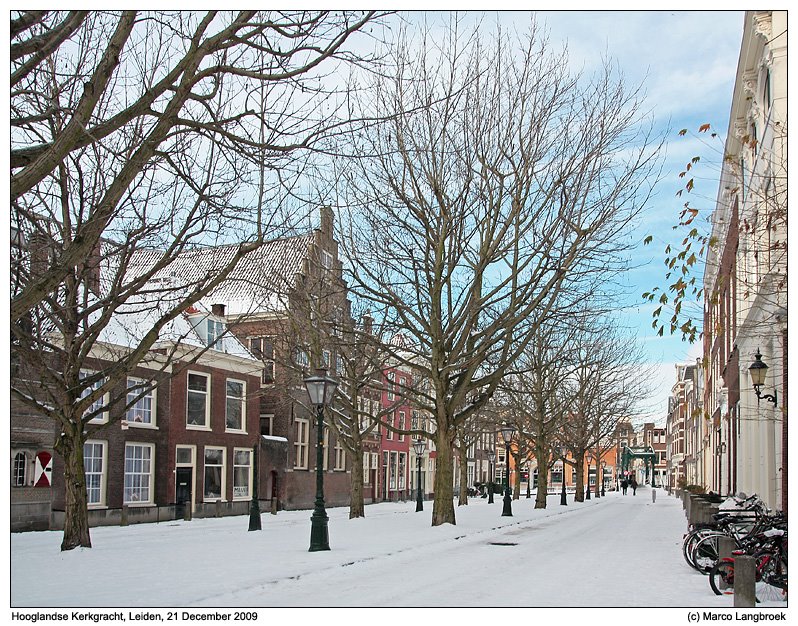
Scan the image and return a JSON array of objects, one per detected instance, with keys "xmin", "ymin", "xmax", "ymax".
[{"xmin": 130, "ymin": 233, "xmax": 316, "ymax": 316}]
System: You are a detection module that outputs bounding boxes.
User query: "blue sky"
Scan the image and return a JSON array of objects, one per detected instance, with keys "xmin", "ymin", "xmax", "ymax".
[
  {"xmin": 531, "ymin": 10, "xmax": 745, "ymax": 422},
  {"xmin": 374, "ymin": 10, "xmax": 745, "ymax": 423}
]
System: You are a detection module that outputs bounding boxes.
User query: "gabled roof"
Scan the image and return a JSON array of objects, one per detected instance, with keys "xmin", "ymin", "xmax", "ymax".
[{"xmin": 130, "ymin": 233, "xmax": 316, "ymax": 316}]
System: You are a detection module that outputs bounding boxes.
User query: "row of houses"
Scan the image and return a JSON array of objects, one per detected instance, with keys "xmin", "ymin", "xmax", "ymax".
[
  {"xmin": 11, "ymin": 208, "xmax": 437, "ymax": 531},
  {"xmin": 666, "ymin": 11, "xmax": 787, "ymax": 514}
]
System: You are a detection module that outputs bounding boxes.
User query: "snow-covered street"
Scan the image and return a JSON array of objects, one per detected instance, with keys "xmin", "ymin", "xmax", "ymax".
[{"xmin": 9, "ymin": 489, "xmax": 778, "ymax": 610}]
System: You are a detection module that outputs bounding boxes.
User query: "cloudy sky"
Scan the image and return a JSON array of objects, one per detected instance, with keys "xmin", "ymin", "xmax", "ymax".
[
  {"xmin": 534, "ymin": 10, "xmax": 745, "ymax": 422},
  {"xmin": 389, "ymin": 9, "xmax": 746, "ymax": 423}
]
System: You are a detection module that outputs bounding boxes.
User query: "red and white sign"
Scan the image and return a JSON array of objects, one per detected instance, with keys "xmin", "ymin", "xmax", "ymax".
[{"xmin": 34, "ymin": 451, "xmax": 52, "ymax": 487}]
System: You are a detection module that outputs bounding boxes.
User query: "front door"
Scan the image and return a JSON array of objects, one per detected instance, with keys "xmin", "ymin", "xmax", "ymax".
[{"xmin": 175, "ymin": 467, "xmax": 193, "ymax": 507}]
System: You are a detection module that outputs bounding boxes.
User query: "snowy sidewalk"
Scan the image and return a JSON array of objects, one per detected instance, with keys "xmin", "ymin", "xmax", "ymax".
[{"xmin": 9, "ymin": 490, "xmax": 755, "ymax": 608}]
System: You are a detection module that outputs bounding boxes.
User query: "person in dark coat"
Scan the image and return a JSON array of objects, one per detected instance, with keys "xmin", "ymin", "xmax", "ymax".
[
  {"xmin": 630, "ymin": 477, "xmax": 638, "ymax": 495},
  {"xmin": 620, "ymin": 479, "xmax": 628, "ymax": 495}
]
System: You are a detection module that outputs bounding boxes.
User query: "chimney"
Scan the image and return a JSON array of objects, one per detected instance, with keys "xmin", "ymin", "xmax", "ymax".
[
  {"xmin": 319, "ymin": 206, "xmax": 333, "ymax": 235},
  {"xmin": 211, "ymin": 303, "xmax": 226, "ymax": 317},
  {"xmin": 361, "ymin": 313, "xmax": 374, "ymax": 335}
]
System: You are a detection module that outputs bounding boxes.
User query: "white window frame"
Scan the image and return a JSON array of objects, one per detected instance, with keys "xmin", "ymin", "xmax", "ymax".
[
  {"xmin": 250, "ymin": 337, "xmax": 275, "ymax": 385},
  {"xmin": 398, "ymin": 452, "xmax": 406, "ymax": 490},
  {"xmin": 232, "ymin": 448, "xmax": 252, "ymax": 500},
  {"xmin": 203, "ymin": 446, "xmax": 226, "ymax": 502},
  {"xmin": 260, "ymin": 413, "xmax": 274, "ymax": 436},
  {"xmin": 398, "ymin": 410, "xmax": 406, "ymax": 442},
  {"xmin": 387, "ymin": 372, "xmax": 395, "ymax": 401},
  {"xmin": 186, "ymin": 371, "xmax": 211, "ymax": 430},
  {"xmin": 320, "ymin": 249, "xmax": 333, "ymax": 271},
  {"xmin": 207, "ymin": 318, "xmax": 225, "ymax": 348},
  {"xmin": 12, "ymin": 451, "xmax": 27, "ymax": 487},
  {"xmin": 294, "ymin": 419, "xmax": 309, "ymax": 469},
  {"xmin": 334, "ymin": 437, "xmax": 345, "ymax": 471},
  {"xmin": 225, "ymin": 378, "xmax": 246, "ymax": 433},
  {"xmin": 83, "ymin": 440, "xmax": 107, "ymax": 507},
  {"xmin": 80, "ymin": 370, "xmax": 108, "ymax": 424},
  {"xmin": 294, "ymin": 346, "xmax": 310, "ymax": 368},
  {"xmin": 124, "ymin": 442, "xmax": 154, "ymax": 505},
  {"xmin": 126, "ymin": 377, "xmax": 156, "ymax": 427}
]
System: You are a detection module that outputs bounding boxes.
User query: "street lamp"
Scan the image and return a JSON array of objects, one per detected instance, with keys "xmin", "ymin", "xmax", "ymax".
[
  {"xmin": 600, "ymin": 460, "xmax": 606, "ymax": 496},
  {"xmin": 749, "ymin": 349, "xmax": 778, "ymax": 405},
  {"xmin": 303, "ymin": 368, "xmax": 338, "ymax": 552},
  {"xmin": 413, "ymin": 438, "xmax": 425, "ymax": 512},
  {"xmin": 487, "ymin": 451, "xmax": 494, "ymax": 504},
  {"xmin": 248, "ymin": 443, "xmax": 261, "ymax": 531},
  {"xmin": 559, "ymin": 446, "xmax": 568, "ymax": 506},
  {"xmin": 500, "ymin": 425, "xmax": 514, "ymax": 517},
  {"xmin": 585, "ymin": 454, "xmax": 592, "ymax": 500},
  {"xmin": 526, "ymin": 463, "xmax": 531, "ymax": 499}
]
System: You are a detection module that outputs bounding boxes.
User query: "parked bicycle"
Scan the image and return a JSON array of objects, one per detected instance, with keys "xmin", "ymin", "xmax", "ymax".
[
  {"xmin": 682, "ymin": 494, "xmax": 783, "ymax": 574},
  {"xmin": 708, "ymin": 527, "xmax": 787, "ymax": 602}
]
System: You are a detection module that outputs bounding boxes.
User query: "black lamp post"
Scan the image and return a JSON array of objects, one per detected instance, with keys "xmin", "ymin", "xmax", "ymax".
[
  {"xmin": 487, "ymin": 452, "xmax": 494, "ymax": 504},
  {"xmin": 585, "ymin": 454, "xmax": 592, "ymax": 500},
  {"xmin": 559, "ymin": 446, "xmax": 568, "ymax": 506},
  {"xmin": 248, "ymin": 443, "xmax": 261, "ymax": 531},
  {"xmin": 600, "ymin": 460, "xmax": 606, "ymax": 496},
  {"xmin": 749, "ymin": 349, "xmax": 778, "ymax": 405},
  {"xmin": 500, "ymin": 425, "xmax": 514, "ymax": 517},
  {"xmin": 525, "ymin": 463, "xmax": 531, "ymax": 499},
  {"xmin": 304, "ymin": 368, "xmax": 338, "ymax": 552},
  {"xmin": 413, "ymin": 438, "xmax": 425, "ymax": 512}
]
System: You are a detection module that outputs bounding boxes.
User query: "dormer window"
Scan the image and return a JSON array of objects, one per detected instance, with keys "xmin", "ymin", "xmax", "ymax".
[{"xmin": 207, "ymin": 318, "xmax": 225, "ymax": 348}]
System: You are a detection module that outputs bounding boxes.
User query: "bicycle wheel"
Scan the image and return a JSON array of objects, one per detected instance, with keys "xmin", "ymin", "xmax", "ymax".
[
  {"xmin": 684, "ymin": 529, "xmax": 721, "ymax": 571},
  {"xmin": 709, "ymin": 559, "xmax": 735, "ymax": 595},
  {"xmin": 693, "ymin": 534, "xmax": 721, "ymax": 574},
  {"xmin": 756, "ymin": 553, "xmax": 787, "ymax": 602}
]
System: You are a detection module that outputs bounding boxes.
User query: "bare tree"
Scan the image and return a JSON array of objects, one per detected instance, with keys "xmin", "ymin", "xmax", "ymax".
[
  {"xmin": 10, "ymin": 10, "xmax": 381, "ymax": 551},
  {"xmin": 332, "ymin": 15, "xmax": 662, "ymax": 526},
  {"xmin": 559, "ymin": 323, "xmax": 652, "ymax": 502}
]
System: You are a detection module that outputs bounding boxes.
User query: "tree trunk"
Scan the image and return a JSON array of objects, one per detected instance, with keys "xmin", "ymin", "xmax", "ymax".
[
  {"xmin": 57, "ymin": 433, "xmax": 91, "ymax": 551},
  {"xmin": 574, "ymin": 455, "xmax": 585, "ymax": 503},
  {"xmin": 513, "ymin": 458, "xmax": 521, "ymax": 500},
  {"xmin": 431, "ymin": 426, "xmax": 456, "ymax": 525},
  {"xmin": 349, "ymin": 444, "xmax": 365, "ymax": 519},
  {"xmin": 535, "ymin": 459, "xmax": 549, "ymax": 509}
]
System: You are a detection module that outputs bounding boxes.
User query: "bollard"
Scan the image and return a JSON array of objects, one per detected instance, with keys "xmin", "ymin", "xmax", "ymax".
[
  {"xmin": 271, "ymin": 498, "xmax": 278, "ymax": 515},
  {"xmin": 733, "ymin": 555, "xmax": 756, "ymax": 607},
  {"xmin": 183, "ymin": 501, "xmax": 192, "ymax": 522},
  {"xmin": 717, "ymin": 537, "xmax": 736, "ymax": 591},
  {"xmin": 215, "ymin": 499, "xmax": 222, "ymax": 518},
  {"xmin": 121, "ymin": 504, "xmax": 129, "ymax": 526},
  {"xmin": 652, "ymin": 489, "xmax": 657, "ymax": 503}
]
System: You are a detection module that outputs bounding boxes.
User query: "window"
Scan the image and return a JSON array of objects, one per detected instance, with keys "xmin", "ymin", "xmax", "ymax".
[
  {"xmin": 335, "ymin": 353, "xmax": 344, "ymax": 376},
  {"xmin": 398, "ymin": 452, "xmax": 406, "ymax": 490},
  {"xmin": 83, "ymin": 440, "xmax": 106, "ymax": 506},
  {"xmin": 322, "ymin": 349, "xmax": 331, "ymax": 369},
  {"xmin": 204, "ymin": 447, "xmax": 226, "ymax": 501},
  {"xmin": 294, "ymin": 419, "xmax": 309, "ymax": 469},
  {"xmin": 385, "ymin": 414, "xmax": 393, "ymax": 440},
  {"xmin": 334, "ymin": 437, "xmax": 345, "ymax": 471},
  {"xmin": 225, "ymin": 379, "xmax": 246, "ymax": 432},
  {"xmin": 176, "ymin": 446, "xmax": 194, "ymax": 466},
  {"xmin": 250, "ymin": 337, "xmax": 275, "ymax": 384},
  {"xmin": 233, "ymin": 449, "xmax": 252, "ymax": 500},
  {"xmin": 389, "ymin": 451, "xmax": 397, "ymax": 489},
  {"xmin": 124, "ymin": 443, "xmax": 153, "ymax": 504},
  {"xmin": 294, "ymin": 347, "xmax": 310, "ymax": 368},
  {"xmin": 387, "ymin": 372, "xmax": 395, "ymax": 401},
  {"xmin": 80, "ymin": 370, "xmax": 108, "ymax": 423},
  {"xmin": 398, "ymin": 411, "xmax": 406, "ymax": 442},
  {"xmin": 207, "ymin": 319, "xmax": 225, "ymax": 348},
  {"xmin": 187, "ymin": 372, "xmax": 210, "ymax": 428},
  {"xmin": 260, "ymin": 413, "xmax": 274, "ymax": 436},
  {"xmin": 13, "ymin": 452, "xmax": 26, "ymax": 487},
  {"xmin": 126, "ymin": 378, "xmax": 155, "ymax": 425},
  {"xmin": 320, "ymin": 249, "xmax": 333, "ymax": 271}
]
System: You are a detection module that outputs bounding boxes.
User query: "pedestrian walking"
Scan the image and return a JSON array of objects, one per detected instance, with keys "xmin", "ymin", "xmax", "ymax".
[
  {"xmin": 630, "ymin": 477, "xmax": 637, "ymax": 495},
  {"xmin": 620, "ymin": 479, "xmax": 628, "ymax": 495}
]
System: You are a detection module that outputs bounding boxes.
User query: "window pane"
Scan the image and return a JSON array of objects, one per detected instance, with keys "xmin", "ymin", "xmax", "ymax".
[
  {"xmin": 204, "ymin": 467, "xmax": 222, "ymax": 499},
  {"xmin": 205, "ymin": 449, "xmax": 223, "ymax": 465},
  {"xmin": 188, "ymin": 374, "xmax": 207, "ymax": 392}
]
